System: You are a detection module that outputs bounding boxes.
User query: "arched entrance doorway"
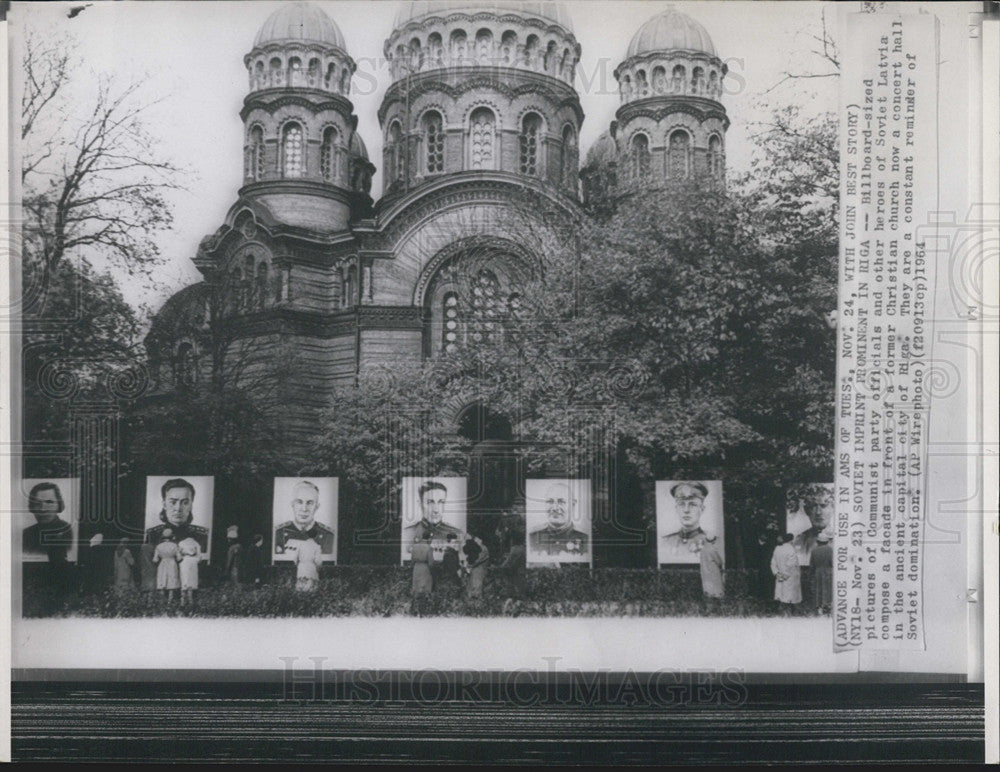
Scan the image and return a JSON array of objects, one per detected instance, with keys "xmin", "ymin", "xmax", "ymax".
[{"xmin": 457, "ymin": 402, "xmax": 522, "ymax": 552}]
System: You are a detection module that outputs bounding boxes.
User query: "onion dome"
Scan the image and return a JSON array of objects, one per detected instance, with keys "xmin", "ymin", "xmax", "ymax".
[
  {"xmin": 626, "ymin": 5, "xmax": 716, "ymax": 58},
  {"xmin": 254, "ymin": 1, "xmax": 346, "ymax": 49}
]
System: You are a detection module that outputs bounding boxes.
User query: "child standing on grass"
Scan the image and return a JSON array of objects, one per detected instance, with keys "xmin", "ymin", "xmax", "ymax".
[
  {"xmin": 152, "ymin": 529, "xmax": 181, "ymax": 605},
  {"xmin": 178, "ymin": 536, "xmax": 201, "ymax": 608},
  {"xmin": 113, "ymin": 538, "xmax": 136, "ymax": 595}
]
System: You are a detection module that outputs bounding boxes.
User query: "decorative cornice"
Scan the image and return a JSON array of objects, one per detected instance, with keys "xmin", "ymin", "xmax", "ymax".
[
  {"xmin": 245, "ymin": 41, "xmax": 355, "ymax": 70},
  {"xmin": 241, "ymin": 90, "xmax": 355, "ymax": 121},
  {"xmin": 615, "ymin": 96, "xmax": 730, "ymax": 129},
  {"xmin": 358, "ymin": 305, "xmax": 424, "ymax": 331},
  {"xmin": 613, "ymin": 49, "xmax": 725, "ymax": 80}
]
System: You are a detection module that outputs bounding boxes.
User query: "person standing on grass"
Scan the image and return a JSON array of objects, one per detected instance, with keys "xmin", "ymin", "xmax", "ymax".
[
  {"xmin": 809, "ymin": 532, "xmax": 833, "ymax": 614},
  {"xmin": 113, "ymin": 537, "xmax": 136, "ymax": 595},
  {"xmin": 178, "ymin": 535, "xmax": 201, "ymax": 608},
  {"xmin": 139, "ymin": 538, "xmax": 157, "ymax": 602},
  {"xmin": 294, "ymin": 536, "xmax": 323, "ymax": 592},
  {"xmin": 464, "ymin": 534, "xmax": 490, "ymax": 600},
  {"xmin": 224, "ymin": 526, "xmax": 242, "ymax": 586},
  {"xmin": 770, "ymin": 532, "xmax": 801, "ymax": 611},
  {"xmin": 152, "ymin": 528, "xmax": 181, "ymax": 605},
  {"xmin": 500, "ymin": 530, "xmax": 527, "ymax": 601},
  {"xmin": 698, "ymin": 531, "xmax": 724, "ymax": 601}
]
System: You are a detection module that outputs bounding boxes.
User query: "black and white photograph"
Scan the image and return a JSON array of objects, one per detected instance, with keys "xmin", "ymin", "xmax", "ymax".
[
  {"xmin": 655, "ymin": 480, "xmax": 723, "ymax": 566},
  {"xmin": 17, "ymin": 478, "xmax": 80, "ymax": 564},
  {"xmin": 143, "ymin": 476, "xmax": 213, "ymax": 559},
  {"xmin": 525, "ymin": 479, "xmax": 591, "ymax": 565},
  {"xmin": 3, "ymin": 0, "xmax": 994, "ymax": 763},
  {"xmin": 272, "ymin": 477, "xmax": 338, "ymax": 563},
  {"xmin": 400, "ymin": 476, "xmax": 466, "ymax": 564}
]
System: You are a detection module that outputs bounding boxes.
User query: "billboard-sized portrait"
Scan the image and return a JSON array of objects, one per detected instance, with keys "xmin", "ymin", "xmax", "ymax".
[
  {"xmin": 272, "ymin": 477, "xmax": 338, "ymax": 564},
  {"xmin": 19, "ymin": 478, "xmax": 80, "ymax": 563},
  {"xmin": 525, "ymin": 479, "xmax": 592, "ymax": 565},
  {"xmin": 144, "ymin": 476, "xmax": 213, "ymax": 561},
  {"xmin": 656, "ymin": 481, "xmax": 725, "ymax": 565},
  {"xmin": 785, "ymin": 482, "xmax": 834, "ymax": 566},
  {"xmin": 400, "ymin": 477, "xmax": 467, "ymax": 564}
]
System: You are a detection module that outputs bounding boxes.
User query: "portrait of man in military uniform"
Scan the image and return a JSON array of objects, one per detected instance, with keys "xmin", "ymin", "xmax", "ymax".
[
  {"xmin": 144, "ymin": 476, "xmax": 213, "ymax": 559},
  {"xmin": 273, "ymin": 478, "xmax": 337, "ymax": 562},
  {"xmin": 526, "ymin": 479, "xmax": 592, "ymax": 565},
  {"xmin": 400, "ymin": 478, "xmax": 466, "ymax": 564},
  {"xmin": 656, "ymin": 480, "xmax": 724, "ymax": 565},
  {"xmin": 21, "ymin": 479, "xmax": 79, "ymax": 563}
]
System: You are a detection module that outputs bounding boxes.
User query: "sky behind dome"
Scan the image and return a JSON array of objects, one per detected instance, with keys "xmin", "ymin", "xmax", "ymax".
[{"xmin": 10, "ymin": 1, "xmax": 841, "ymax": 312}]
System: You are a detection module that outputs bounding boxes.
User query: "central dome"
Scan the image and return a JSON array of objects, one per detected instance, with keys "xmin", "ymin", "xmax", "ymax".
[
  {"xmin": 626, "ymin": 6, "xmax": 716, "ymax": 59},
  {"xmin": 393, "ymin": 1, "xmax": 573, "ymax": 33},
  {"xmin": 254, "ymin": 2, "xmax": 346, "ymax": 49}
]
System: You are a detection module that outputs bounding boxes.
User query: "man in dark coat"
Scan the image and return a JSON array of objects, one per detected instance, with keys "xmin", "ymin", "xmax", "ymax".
[{"xmin": 528, "ymin": 481, "xmax": 589, "ymax": 558}]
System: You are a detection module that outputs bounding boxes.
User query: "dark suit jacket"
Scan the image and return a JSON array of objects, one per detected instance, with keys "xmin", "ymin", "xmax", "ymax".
[{"xmin": 23, "ymin": 518, "xmax": 73, "ymax": 560}]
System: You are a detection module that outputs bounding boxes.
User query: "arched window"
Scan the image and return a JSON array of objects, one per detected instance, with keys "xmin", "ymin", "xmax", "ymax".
[
  {"xmin": 709, "ymin": 70, "xmax": 719, "ymax": 96},
  {"xmin": 519, "ymin": 113, "xmax": 542, "ymax": 175},
  {"xmin": 671, "ymin": 64, "xmax": 686, "ymax": 93},
  {"xmin": 544, "ymin": 41, "xmax": 558, "ymax": 74},
  {"xmin": 229, "ymin": 266, "xmax": 243, "ymax": 312},
  {"xmin": 442, "ymin": 291, "xmax": 460, "ymax": 354},
  {"xmin": 708, "ymin": 135, "xmax": 723, "ymax": 178},
  {"xmin": 476, "ymin": 29, "xmax": 493, "ymax": 64},
  {"xmin": 469, "ymin": 107, "xmax": 496, "ymax": 170},
  {"xmin": 668, "ymin": 129, "xmax": 690, "ymax": 179},
  {"xmin": 409, "ymin": 38, "xmax": 423, "ymax": 71},
  {"xmin": 344, "ymin": 265, "xmax": 357, "ymax": 308},
  {"xmin": 501, "ymin": 31, "xmax": 517, "ymax": 65},
  {"xmin": 525, "ymin": 35, "xmax": 540, "ymax": 69},
  {"xmin": 636, "ymin": 69, "xmax": 649, "ymax": 97},
  {"xmin": 561, "ymin": 125, "xmax": 578, "ymax": 190},
  {"xmin": 281, "ymin": 122, "xmax": 304, "ymax": 178},
  {"xmin": 175, "ymin": 342, "xmax": 197, "ymax": 388},
  {"xmin": 560, "ymin": 48, "xmax": 571, "ymax": 80},
  {"xmin": 692, "ymin": 66, "xmax": 704, "ymax": 94},
  {"xmin": 269, "ymin": 57, "xmax": 283, "ymax": 86},
  {"xmin": 428, "ymin": 33, "xmax": 444, "ymax": 66},
  {"xmin": 422, "ymin": 111, "xmax": 445, "ymax": 174},
  {"xmin": 621, "ymin": 74, "xmax": 632, "ymax": 102},
  {"xmin": 450, "ymin": 29, "xmax": 467, "ymax": 64},
  {"xmin": 255, "ymin": 262, "xmax": 269, "ymax": 308},
  {"xmin": 247, "ymin": 126, "xmax": 264, "ymax": 181},
  {"xmin": 630, "ymin": 133, "xmax": 650, "ymax": 181},
  {"xmin": 468, "ymin": 269, "xmax": 501, "ymax": 343},
  {"xmin": 321, "ymin": 126, "xmax": 340, "ymax": 182},
  {"xmin": 288, "ymin": 57, "xmax": 302, "ymax": 86},
  {"xmin": 325, "ymin": 63, "xmax": 336, "ymax": 90},
  {"xmin": 307, "ymin": 58, "xmax": 320, "ymax": 87},
  {"xmin": 254, "ymin": 61, "xmax": 265, "ymax": 89},
  {"xmin": 386, "ymin": 121, "xmax": 403, "ymax": 185},
  {"xmin": 340, "ymin": 69, "xmax": 351, "ymax": 95},
  {"xmin": 652, "ymin": 66, "xmax": 667, "ymax": 94}
]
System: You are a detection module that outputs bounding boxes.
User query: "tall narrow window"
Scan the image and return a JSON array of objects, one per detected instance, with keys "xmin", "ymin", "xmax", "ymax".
[
  {"xmin": 476, "ymin": 29, "xmax": 493, "ymax": 64},
  {"xmin": 519, "ymin": 113, "xmax": 542, "ymax": 175},
  {"xmin": 288, "ymin": 57, "xmax": 302, "ymax": 86},
  {"xmin": 469, "ymin": 269, "xmax": 500, "ymax": 343},
  {"xmin": 321, "ymin": 126, "xmax": 339, "ymax": 182},
  {"xmin": 636, "ymin": 70, "xmax": 649, "ymax": 97},
  {"xmin": 561, "ymin": 125, "xmax": 578, "ymax": 190},
  {"xmin": 307, "ymin": 58, "xmax": 320, "ymax": 87},
  {"xmin": 229, "ymin": 267, "xmax": 243, "ymax": 312},
  {"xmin": 325, "ymin": 63, "xmax": 336, "ymax": 90},
  {"xmin": 386, "ymin": 121, "xmax": 403, "ymax": 186},
  {"xmin": 671, "ymin": 64, "xmax": 686, "ymax": 93},
  {"xmin": 247, "ymin": 126, "xmax": 264, "ymax": 181},
  {"xmin": 469, "ymin": 108, "xmax": 496, "ymax": 170},
  {"xmin": 270, "ymin": 57, "xmax": 283, "ymax": 86},
  {"xmin": 708, "ymin": 135, "xmax": 723, "ymax": 178},
  {"xmin": 630, "ymin": 133, "xmax": 650, "ymax": 181},
  {"xmin": 501, "ymin": 31, "xmax": 517, "ymax": 65},
  {"xmin": 428, "ymin": 33, "xmax": 444, "ymax": 66},
  {"xmin": 255, "ymin": 262, "xmax": 269, "ymax": 309},
  {"xmin": 668, "ymin": 129, "xmax": 690, "ymax": 179},
  {"xmin": 281, "ymin": 122, "xmax": 304, "ymax": 178},
  {"xmin": 442, "ymin": 291, "xmax": 460, "ymax": 353},
  {"xmin": 652, "ymin": 66, "xmax": 667, "ymax": 94},
  {"xmin": 344, "ymin": 265, "xmax": 357, "ymax": 308},
  {"xmin": 423, "ymin": 112, "xmax": 445, "ymax": 174}
]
